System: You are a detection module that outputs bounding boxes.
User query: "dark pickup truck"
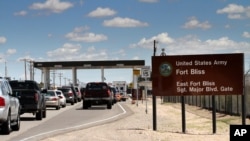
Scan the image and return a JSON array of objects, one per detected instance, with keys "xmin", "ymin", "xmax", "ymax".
[
  {"xmin": 9, "ymin": 80, "xmax": 46, "ymax": 120},
  {"xmin": 83, "ymin": 82, "xmax": 113, "ymax": 109}
]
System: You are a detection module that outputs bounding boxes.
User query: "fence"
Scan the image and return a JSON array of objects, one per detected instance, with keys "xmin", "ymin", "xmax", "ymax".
[{"xmin": 163, "ymin": 85, "xmax": 250, "ymax": 117}]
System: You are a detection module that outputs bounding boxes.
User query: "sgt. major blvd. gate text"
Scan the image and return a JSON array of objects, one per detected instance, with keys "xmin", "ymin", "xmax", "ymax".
[{"xmin": 175, "ymin": 60, "xmax": 233, "ymax": 94}]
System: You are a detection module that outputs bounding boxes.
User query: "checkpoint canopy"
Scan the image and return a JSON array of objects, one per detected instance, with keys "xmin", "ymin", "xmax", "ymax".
[
  {"xmin": 152, "ymin": 53, "xmax": 244, "ymax": 96},
  {"xmin": 33, "ymin": 60, "xmax": 145, "ymax": 88}
]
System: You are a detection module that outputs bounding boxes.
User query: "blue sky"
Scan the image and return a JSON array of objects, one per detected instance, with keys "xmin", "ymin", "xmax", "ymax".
[{"xmin": 0, "ymin": 0, "xmax": 250, "ymax": 86}]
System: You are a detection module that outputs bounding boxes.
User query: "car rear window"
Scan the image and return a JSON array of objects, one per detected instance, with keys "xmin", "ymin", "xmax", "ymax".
[
  {"xmin": 46, "ymin": 91, "xmax": 56, "ymax": 96},
  {"xmin": 57, "ymin": 88, "xmax": 70, "ymax": 93},
  {"xmin": 86, "ymin": 83, "xmax": 108, "ymax": 90},
  {"xmin": 9, "ymin": 81, "xmax": 37, "ymax": 89}
]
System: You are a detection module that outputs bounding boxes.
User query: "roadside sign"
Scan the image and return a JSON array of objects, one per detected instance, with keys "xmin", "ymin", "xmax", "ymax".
[
  {"xmin": 141, "ymin": 66, "xmax": 150, "ymax": 78},
  {"xmin": 133, "ymin": 69, "xmax": 140, "ymax": 76},
  {"xmin": 152, "ymin": 53, "xmax": 244, "ymax": 96}
]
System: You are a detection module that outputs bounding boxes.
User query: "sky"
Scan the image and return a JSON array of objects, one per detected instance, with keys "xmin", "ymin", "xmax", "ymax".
[{"xmin": 0, "ymin": 0, "xmax": 250, "ymax": 86}]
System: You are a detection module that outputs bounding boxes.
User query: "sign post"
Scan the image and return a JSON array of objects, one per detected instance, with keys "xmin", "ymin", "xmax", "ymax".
[{"xmin": 141, "ymin": 66, "xmax": 150, "ymax": 114}]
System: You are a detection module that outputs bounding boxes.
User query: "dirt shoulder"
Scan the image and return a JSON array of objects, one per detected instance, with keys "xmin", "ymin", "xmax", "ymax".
[{"xmin": 42, "ymin": 98, "xmax": 250, "ymax": 141}]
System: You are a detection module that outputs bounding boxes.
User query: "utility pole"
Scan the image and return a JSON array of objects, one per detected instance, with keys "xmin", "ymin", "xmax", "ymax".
[
  {"xmin": 58, "ymin": 72, "xmax": 63, "ymax": 87},
  {"xmin": 51, "ymin": 70, "xmax": 56, "ymax": 89},
  {"xmin": 28, "ymin": 60, "xmax": 34, "ymax": 80},
  {"xmin": 20, "ymin": 58, "xmax": 28, "ymax": 80}
]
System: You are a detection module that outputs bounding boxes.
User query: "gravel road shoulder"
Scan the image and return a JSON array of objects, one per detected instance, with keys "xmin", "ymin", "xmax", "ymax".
[{"xmin": 41, "ymin": 98, "xmax": 250, "ymax": 141}]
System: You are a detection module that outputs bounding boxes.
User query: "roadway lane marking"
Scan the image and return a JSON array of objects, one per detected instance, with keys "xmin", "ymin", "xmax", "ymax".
[{"xmin": 19, "ymin": 103, "xmax": 126, "ymax": 141}]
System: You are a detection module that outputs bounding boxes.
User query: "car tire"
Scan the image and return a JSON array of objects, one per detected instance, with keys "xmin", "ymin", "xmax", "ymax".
[
  {"xmin": 107, "ymin": 101, "xmax": 112, "ymax": 109},
  {"xmin": 56, "ymin": 105, "xmax": 60, "ymax": 110},
  {"xmin": 83, "ymin": 101, "xmax": 88, "ymax": 109},
  {"xmin": 1, "ymin": 112, "xmax": 11, "ymax": 134},
  {"xmin": 12, "ymin": 113, "xmax": 20, "ymax": 131},
  {"xmin": 62, "ymin": 103, "xmax": 66, "ymax": 108},
  {"xmin": 43, "ymin": 108, "xmax": 46, "ymax": 118},
  {"xmin": 36, "ymin": 109, "xmax": 43, "ymax": 120}
]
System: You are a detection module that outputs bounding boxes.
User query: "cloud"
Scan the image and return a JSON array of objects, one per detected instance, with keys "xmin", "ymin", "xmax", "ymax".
[
  {"xmin": 217, "ymin": 4, "xmax": 250, "ymax": 19},
  {"xmin": 47, "ymin": 43, "xmax": 81, "ymax": 60},
  {"xmin": 182, "ymin": 17, "xmax": 212, "ymax": 29},
  {"xmin": 130, "ymin": 32, "xmax": 174, "ymax": 48},
  {"xmin": 14, "ymin": 10, "xmax": 28, "ymax": 16},
  {"xmin": 87, "ymin": 7, "xmax": 117, "ymax": 18},
  {"xmin": 0, "ymin": 36, "xmax": 7, "ymax": 44},
  {"xmin": 242, "ymin": 31, "xmax": 250, "ymax": 38},
  {"xmin": 131, "ymin": 33, "xmax": 250, "ymax": 57},
  {"xmin": 29, "ymin": 0, "xmax": 73, "ymax": 13},
  {"xmin": 65, "ymin": 32, "xmax": 108, "ymax": 42},
  {"xmin": 6, "ymin": 49, "xmax": 17, "ymax": 55},
  {"xmin": 103, "ymin": 17, "xmax": 149, "ymax": 27},
  {"xmin": 47, "ymin": 44, "xmax": 109, "ymax": 61}
]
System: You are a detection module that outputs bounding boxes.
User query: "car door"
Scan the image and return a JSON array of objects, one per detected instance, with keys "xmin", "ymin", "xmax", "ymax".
[{"xmin": 4, "ymin": 80, "xmax": 19, "ymax": 119}]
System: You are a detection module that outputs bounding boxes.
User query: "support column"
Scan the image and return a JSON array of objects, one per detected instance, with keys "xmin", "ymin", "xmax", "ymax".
[
  {"xmin": 43, "ymin": 67, "xmax": 50, "ymax": 89},
  {"xmin": 72, "ymin": 67, "xmax": 77, "ymax": 86},
  {"xmin": 101, "ymin": 67, "xmax": 105, "ymax": 82}
]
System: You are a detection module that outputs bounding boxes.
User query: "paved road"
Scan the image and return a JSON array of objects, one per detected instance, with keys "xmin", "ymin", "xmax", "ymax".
[{"xmin": 1, "ymin": 102, "xmax": 130, "ymax": 141}]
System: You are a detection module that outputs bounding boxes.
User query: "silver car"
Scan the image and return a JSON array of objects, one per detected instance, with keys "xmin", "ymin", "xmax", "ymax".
[
  {"xmin": 55, "ymin": 90, "xmax": 66, "ymax": 108},
  {"xmin": 44, "ymin": 90, "xmax": 61, "ymax": 110},
  {"xmin": 0, "ymin": 77, "xmax": 21, "ymax": 134}
]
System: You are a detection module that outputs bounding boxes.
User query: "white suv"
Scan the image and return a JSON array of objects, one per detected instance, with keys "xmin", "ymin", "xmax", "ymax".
[{"xmin": 0, "ymin": 77, "xmax": 21, "ymax": 134}]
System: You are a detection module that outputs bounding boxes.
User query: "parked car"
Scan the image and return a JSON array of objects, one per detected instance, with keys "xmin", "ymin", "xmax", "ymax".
[
  {"xmin": 44, "ymin": 90, "xmax": 61, "ymax": 110},
  {"xmin": 57, "ymin": 87, "xmax": 76, "ymax": 105},
  {"xmin": 0, "ymin": 77, "xmax": 21, "ymax": 134},
  {"xmin": 56, "ymin": 90, "xmax": 66, "ymax": 108}
]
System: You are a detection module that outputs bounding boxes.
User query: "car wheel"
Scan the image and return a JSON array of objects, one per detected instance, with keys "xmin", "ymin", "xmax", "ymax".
[
  {"xmin": 62, "ymin": 103, "xmax": 66, "ymax": 108},
  {"xmin": 1, "ymin": 112, "xmax": 11, "ymax": 134},
  {"xmin": 43, "ymin": 108, "xmax": 46, "ymax": 118},
  {"xmin": 56, "ymin": 105, "xmax": 60, "ymax": 110},
  {"xmin": 107, "ymin": 101, "xmax": 112, "ymax": 109},
  {"xmin": 36, "ymin": 109, "xmax": 43, "ymax": 120},
  {"xmin": 12, "ymin": 113, "xmax": 20, "ymax": 131}
]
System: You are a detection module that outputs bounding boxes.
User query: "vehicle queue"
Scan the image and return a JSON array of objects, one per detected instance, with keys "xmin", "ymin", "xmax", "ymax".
[{"xmin": 0, "ymin": 78, "xmax": 123, "ymax": 135}]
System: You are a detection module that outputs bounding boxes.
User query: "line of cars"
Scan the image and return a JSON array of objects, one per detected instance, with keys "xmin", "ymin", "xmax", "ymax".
[
  {"xmin": 0, "ymin": 77, "xmax": 82, "ymax": 135},
  {"xmin": 45, "ymin": 85, "xmax": 82, "ymax": 110}
]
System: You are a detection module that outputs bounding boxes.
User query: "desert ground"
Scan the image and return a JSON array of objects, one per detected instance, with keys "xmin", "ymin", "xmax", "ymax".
[{"xmin": 41, "ymin": 97, "xmax": 249, "ymax": 141}]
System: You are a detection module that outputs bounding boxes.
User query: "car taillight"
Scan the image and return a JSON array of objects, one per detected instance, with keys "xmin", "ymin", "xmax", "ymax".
[
  {"xmin": 34, "ymin": 93, "xmax": 39, "ymax": 103},
  {"xmin": 68, "ymin": 91, "xmax": 73, "ymax": 96},
  {"xmin": 0, "ymin": 97, "xmax": 5, "ymax": 107},
  {"xmin": 51, "ymin": 97, "xmax": 58, "ymax": 101},
  {"xmin": 58, "ymin": 96, "xmax": 63, "ymax": 99},
  {"xmin": 107, "ymin": 90, "xmax": 111, "ymax": 96}
]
